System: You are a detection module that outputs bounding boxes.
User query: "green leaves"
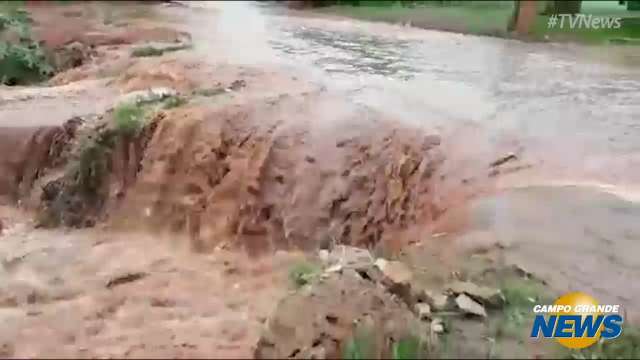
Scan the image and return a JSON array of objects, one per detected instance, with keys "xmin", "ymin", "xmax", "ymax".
[{"xmin": 0, "ymin": 5, "xmax": 54, "ymax": 85}]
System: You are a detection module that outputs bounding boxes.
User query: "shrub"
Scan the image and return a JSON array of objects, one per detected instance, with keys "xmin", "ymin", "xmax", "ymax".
[
  {"xmin": 288, "ymin": 261, "xmax": 321, "ymax": 288},
  {"xmin": 0, "ymin": 6, "xmax": 54, "ymax": 85},
  {"xmin": 113, "ymin": 102, "xmax": 146, "ymax": 136}
]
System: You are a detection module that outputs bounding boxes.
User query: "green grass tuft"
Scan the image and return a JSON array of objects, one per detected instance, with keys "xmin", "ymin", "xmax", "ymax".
[
  {"xmin": 288, "ymin": 261, "xmax": 321, "ymax": 288},
  {"xmin": 561, "ymin": 326, "xmax": 640, "ymax": 359},
  {"xmin": 343, "ymin": 327, "xmax": 376, "ymax": 359},
  {"xmin": 113, "ymin": 102, "xmax": 146, "ymax": 136},
  {"xmin": 392, "ymin": 335, "xmax": 422, "ymax": 360}
]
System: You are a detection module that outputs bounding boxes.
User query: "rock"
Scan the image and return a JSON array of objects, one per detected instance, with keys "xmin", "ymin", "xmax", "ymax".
[
  {"xmin": 455, "ymin": 294, "xmax": 487, "ymax": 318},
  {"xmin": 375, "ymin": 259, "xmax": 414, "ymax": 306},
  {"xmin": 318, "ymin": 249, "xmax": 329, "ymax": 263},
  {"xmin": 302, "ymin": 345, "xmax": 326, "ymax": 359},
  {"xmin": 117, "ymin": 87, "xmax": 178, "ymax": 105},
  {"xmin": 324, "ymin": 264, "xmax": 342, "ymax": 274},
  {"xmin": 375, "ymin": 259, "xmax": 412, "ymax": 285},
  {"xmin": 254, "ymin": 269, "xmax": 426, "ymax": 359},
  {"xmin": 0, "ymin": 218, "xmax": 3, "ymax": 235},
  {"xmin": 421, "ymin": 290, "xmax": 450, "ymax": 312},
  {"xmin": 431, "ymin": 318, "xmax": 445, "ymax": 334},
  {"xmin": 414, "ymin": 303, "xmax": 431, "ymax": 320},
  {"xmin": 448, "ymin": 281, "xmax": 504, "ymax": 308},
  {"xmin": 326, "ymin": 245, "xmax": 373, "ymax": 270}
]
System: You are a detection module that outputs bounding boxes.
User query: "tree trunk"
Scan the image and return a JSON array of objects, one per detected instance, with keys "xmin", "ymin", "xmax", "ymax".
[
  {"xmin": 514, "ymin": 1, "xmax": 537, "ymax": 35},
  {"xmin": 508, "ymin": 0, "xmax": 520, "ymax": 32}
]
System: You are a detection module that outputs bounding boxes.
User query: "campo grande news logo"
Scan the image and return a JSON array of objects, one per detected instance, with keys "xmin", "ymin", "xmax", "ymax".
[{"xmin": 530, "ymin": 292, "xmax": 623, "ymax": 349}]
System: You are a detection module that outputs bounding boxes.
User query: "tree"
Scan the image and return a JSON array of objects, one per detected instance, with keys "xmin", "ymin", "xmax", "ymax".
[{"xmin": 509, "ymin": 0, "xmax": 537, "ymax": 35}]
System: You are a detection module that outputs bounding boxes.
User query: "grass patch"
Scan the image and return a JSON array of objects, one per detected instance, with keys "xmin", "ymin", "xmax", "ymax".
[
  {"xmin": 316, "ymin": 1, "xmax": 640, "ymax": 45},
  {"xmin": 316, "ymin": 2, "xmax": 514, "ymax": 36},
  {"xmin": 343, "ymin": 325, "xmax": 427, "ymax": 359},
  {"xmin": 392, "ymin": 335, "xmax": 423, "ymax": 359},
  {"xmin": 288, "ymin": 261, "xmax": 321, "ymax": 288},
  {"xmin": 343, "ymin": 326, "xmax": 377, "ymax": 359},
  {"xmin": 560, "ymin": 326, "xmax": 640, "ymax": 359},
  {"xmin": 131, "ymin": 44, "xmax": 191, "ymax": 58},
  {"xmin": 491, "ymin": 277, "xmax": 550, "ymax": 341},
  {"xmin": 113, "ymin": 93, "xmax": 187, "ymax": 135},
  {"xmin": 532, "ymin": 16, "xmax": 640, "ymax": 44}
]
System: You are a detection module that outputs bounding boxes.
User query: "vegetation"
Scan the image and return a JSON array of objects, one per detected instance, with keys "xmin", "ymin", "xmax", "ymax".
[
  {"xmin": 288, "ymin": 261, "xmax": 321, "ymax": 288},
  {"xmin": 0, "ymin": 4, "xmax": 54, "ymax": 85},
  {"xmin": 342, "ymin": 325, "xmax": 426, "ymax": 359},
  {"xmin": 76, "ymin": 129, "xmax": 116, "ymax": 196},
  {"xmin": 494, "ymin": 277, "xmax": 548, "ymax": 339},
  {"xmin": 113, "ymin": 102, "xmax": 146, "ymax": 137},
  {"xmin": 310, "ymin": 0, "xmax": 640, "ymax": 44},
  {"xmin": 343, "ymin": 326, "xmax": 376, "ymax": 359},
  {"xmin": 561, "ymin": 326, "xmax": 640, "ymax": 359},
  {"xmin": 391, "ymin": 335, "xmax": 423, "ymax": 359}
]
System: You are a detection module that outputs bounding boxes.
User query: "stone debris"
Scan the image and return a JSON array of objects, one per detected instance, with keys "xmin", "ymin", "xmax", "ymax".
[
  {"xmin": 117, "ymin": 87, "xmax": 178, "ymax": 105},
  {"xmin": 324, "ymin": 245, "xmax": 373, "ymax": 270},
  {"xmin": 455, "ymin": 294, "xmax": 487, "ymax": 318},
  {"xmin": 254, "ymin": 268, "xmax": 426, "ymax": 359},
  {"xmin": 431, "ymin": 318, "xmax": 445, "ymax": 334},
  {"xmin": 375, "ymin": 259, "xmax": 412, "ymax": 285},
  {"xmin": 448, "ymin": 281, "xmax": 504, "ymax": 308},
  {"xmin": 414, "ymin": 303, "xmax": 431, "ymax": 320},
  {"xmin": 421, "ymin": 289, "xmax": 451, "ymax": 312},
  {"xmin": 318, "ymin": 249, "xmax": 329, "ymax": 263}
]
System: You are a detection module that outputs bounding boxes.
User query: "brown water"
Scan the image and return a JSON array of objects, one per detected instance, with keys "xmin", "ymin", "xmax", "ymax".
[
  {"xmin": 1, "ymin": 2, "xmax": 640, "ymax": 356},
  {"xmin": 193, "ymin": 0, "xmax": 640, "ymax": 316}
]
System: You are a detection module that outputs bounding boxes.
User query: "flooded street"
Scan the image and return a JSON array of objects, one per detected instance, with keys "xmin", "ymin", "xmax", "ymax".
[
  {"xmin": 258, "ymin": 3, "xmax": 640, "ymax": 190},
  {"xmin": 208, "ymin": 1, "xmax": 640, "ymax": 315}
]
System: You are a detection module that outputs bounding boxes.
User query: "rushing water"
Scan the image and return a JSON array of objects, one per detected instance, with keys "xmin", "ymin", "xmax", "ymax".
[
  {"xmin": 197, "ymin": 1, "xmax": 640, "ymax": 317},
  {"xmin": 251, "ymin": 3, "xmax": 640, "ymax": 193}
]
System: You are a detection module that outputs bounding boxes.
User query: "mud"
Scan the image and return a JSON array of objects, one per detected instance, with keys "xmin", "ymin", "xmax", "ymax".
[
  {"xmin": 255, "ymin": 268, "xmax": 426, "ymax": 359},
  {"xmin": 36, "ymin": 112, "xmax": 160, "ymax": 228},
  {"xmin": 0, "ymin": 211, "xmax": 301, "ymax": 358},
  {"xmin": 0, "ymin": 117, "xmax": 83, "ymax": 204},
  {"xmin": 6, "ymin": 1, "xmax": 637, "ymax": 358},
  {"xmin": 101, "ymin": 93, "xmax": 444, "ymax": 256}
]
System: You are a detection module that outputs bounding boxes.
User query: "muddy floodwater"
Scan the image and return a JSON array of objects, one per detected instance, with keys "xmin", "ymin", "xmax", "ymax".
[
  {"xmin": 214, "ymin": 1, "xmax": 640, "ymax": 316},
  {"xmin": 1, "ymin": 1, "xmax": 640, "ymax": 357}
]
